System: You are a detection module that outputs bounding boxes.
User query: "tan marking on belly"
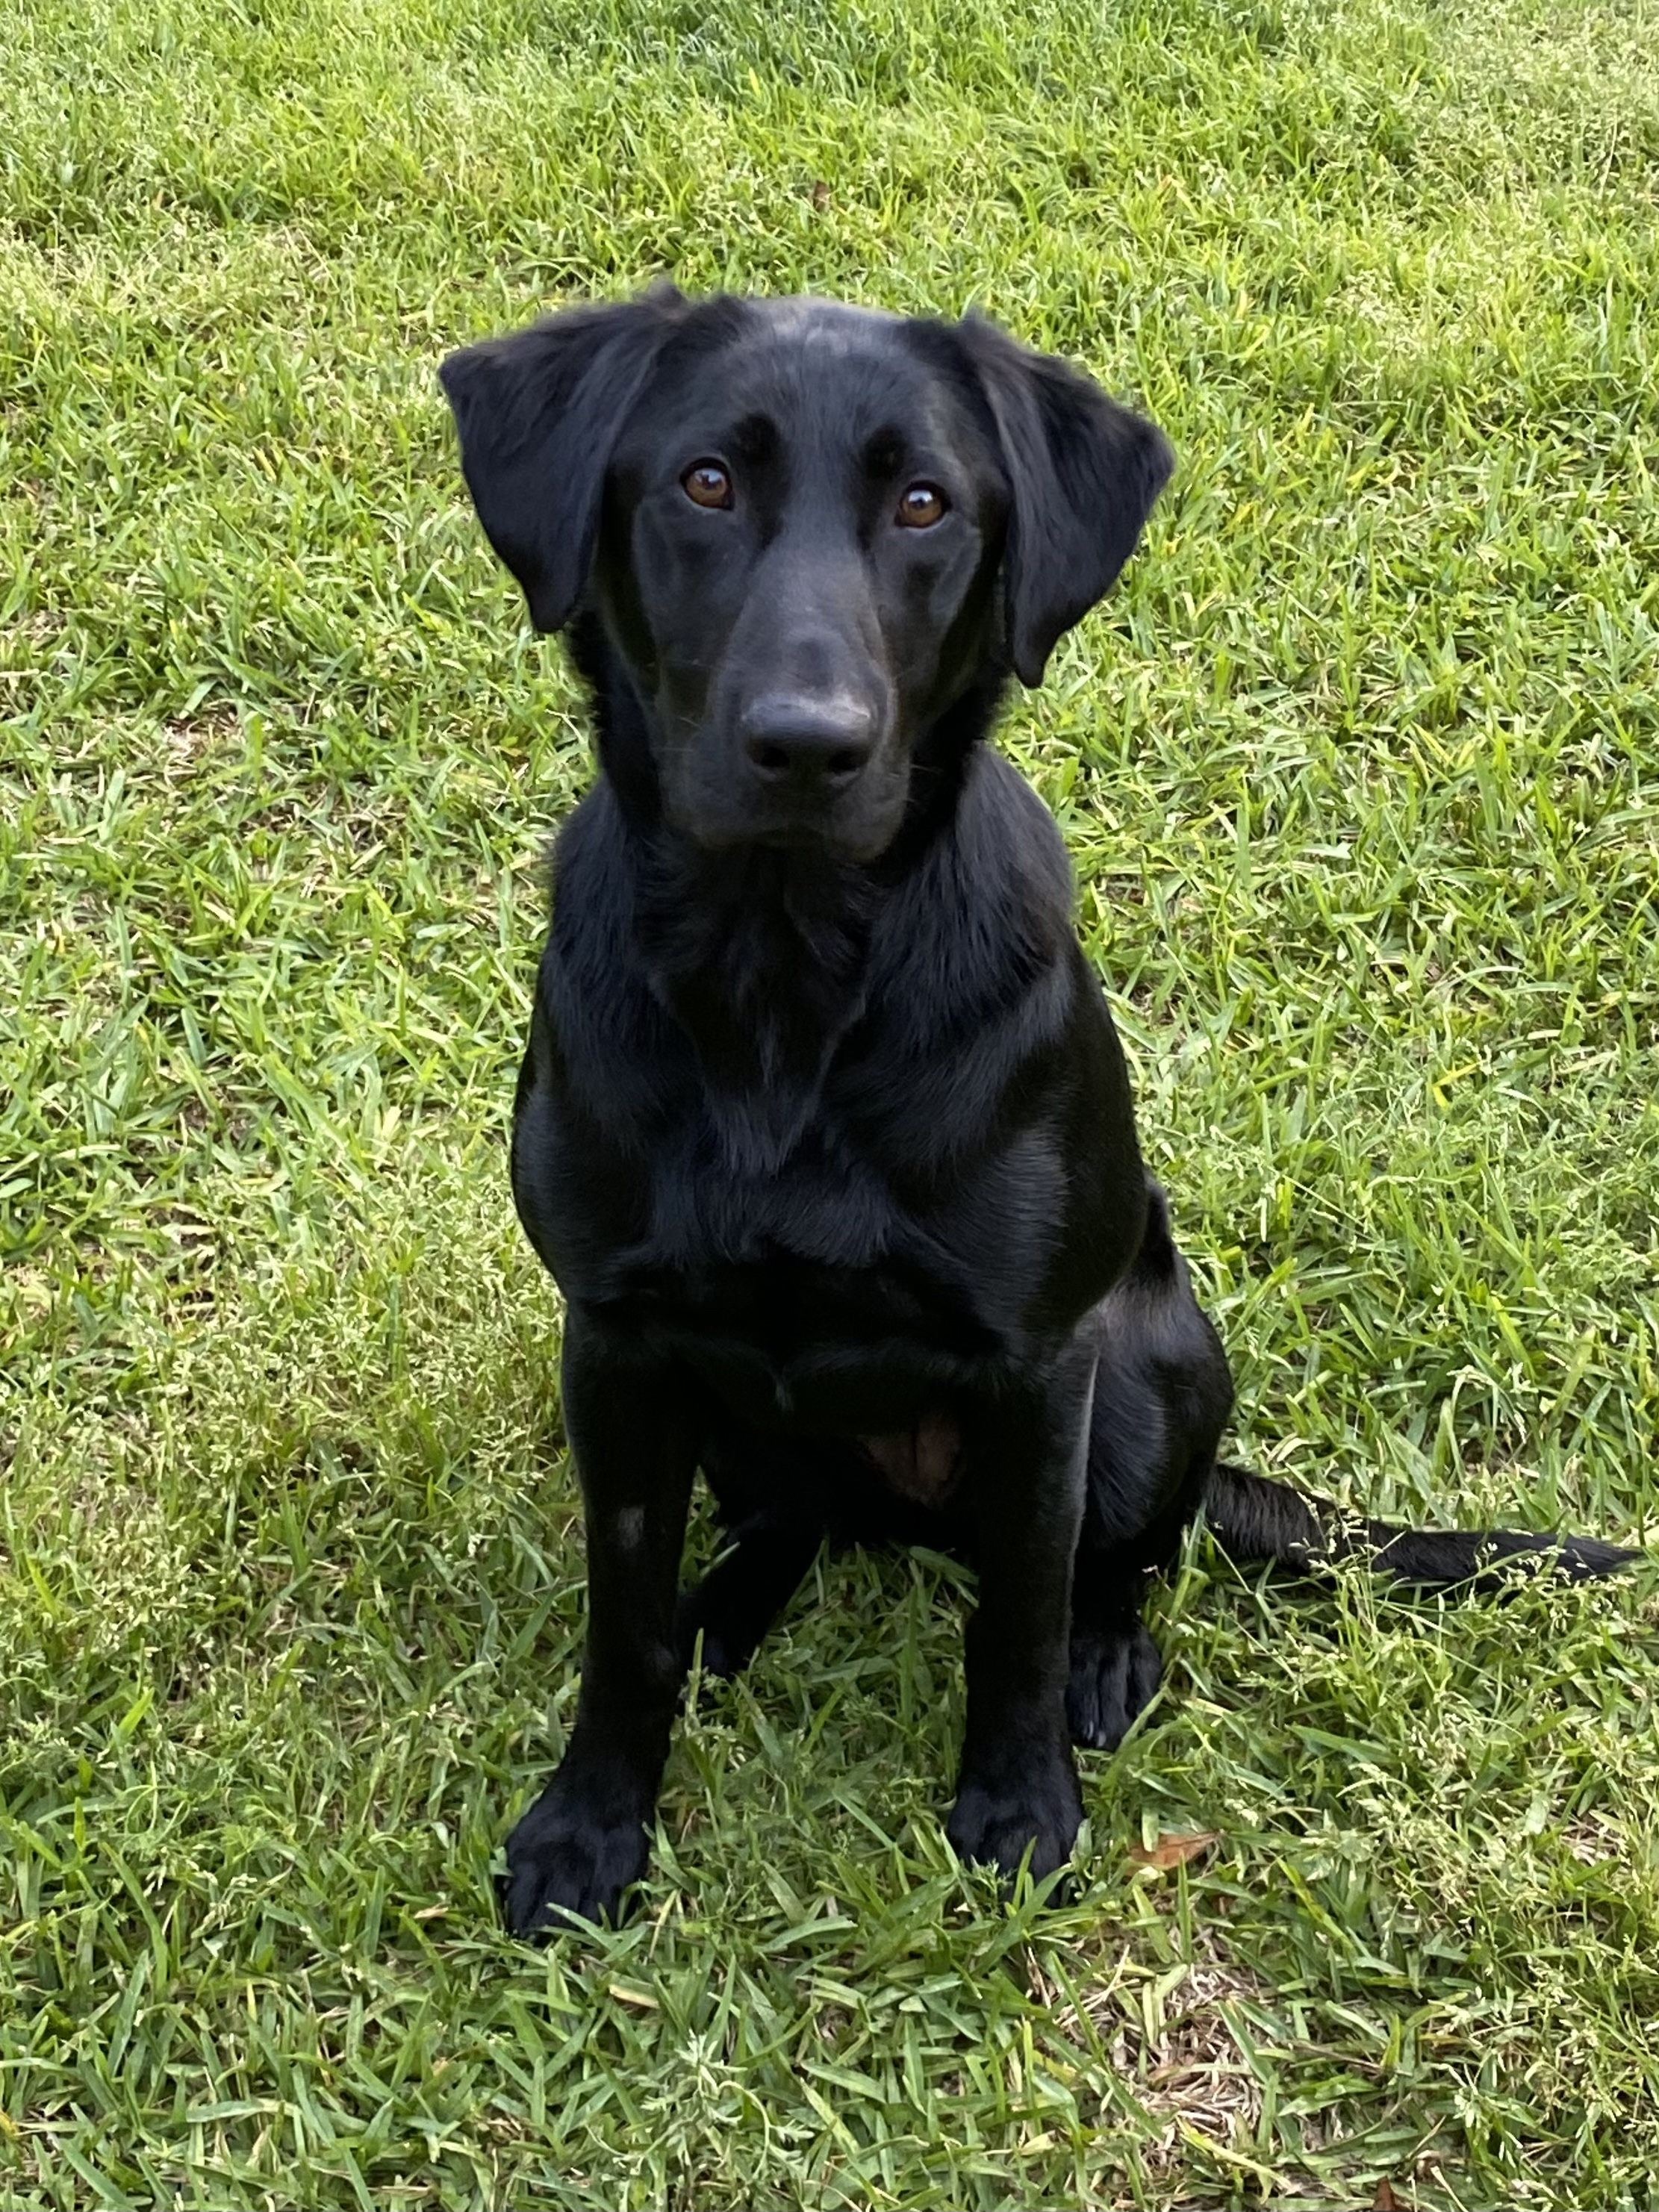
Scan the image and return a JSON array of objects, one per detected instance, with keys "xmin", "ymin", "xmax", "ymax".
[{"xmin": 858, "ymin": 1410, "xmax": 962, "ymax": 1505}]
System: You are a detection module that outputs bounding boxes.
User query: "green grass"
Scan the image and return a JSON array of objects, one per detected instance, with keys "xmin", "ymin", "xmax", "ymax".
[{"xmin": 3, "ymin": 0, "xmax": 1658, "ymax": 2199}]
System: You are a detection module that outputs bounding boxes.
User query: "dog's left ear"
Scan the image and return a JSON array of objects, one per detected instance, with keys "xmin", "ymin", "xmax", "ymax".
[
  {"xmin": 439, "ymin": 284, "xmax": 688, "ymax": 633},
  {"xmin": 959, "ymin": 315, "xmax": 1174, "ymax": 688}
]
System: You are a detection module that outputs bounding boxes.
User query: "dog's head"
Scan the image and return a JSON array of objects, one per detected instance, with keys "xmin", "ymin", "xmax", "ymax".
[{"xmin": 441, "ymin": 287, "xmax": 1171, "ymax": 862}]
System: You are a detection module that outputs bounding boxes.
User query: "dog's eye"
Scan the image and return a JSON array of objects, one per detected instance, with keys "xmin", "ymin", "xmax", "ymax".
[
  {"xmin": 897, "ymin": 482, "xmax": 947, "ymax": 529},
  {"xmin": 682, "ymin": 461, "xmax": 733, "ymax": 510}
]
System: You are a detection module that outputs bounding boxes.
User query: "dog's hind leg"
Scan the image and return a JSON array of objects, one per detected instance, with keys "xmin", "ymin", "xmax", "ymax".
[
  {"xmin": 682, "ymin": 1424, "xmax": 847, "ymax": 1677},
  {"xmin": 676, "ymin": 1510, "xmax": 823, "ymax": 1677},
  {"xmin": 1065, "ymin": 1553, "xmax": 1164, "ymax": 1750},
  {"xmin": 1066, "ymin": 1180, "xmax": 1233, "ymax": 1750},
  {"xmin": 685, "ymin": 1421, "xmax": 940, "ymax": 1675},
  {"xmin": 1066, "ymin": 1468, "xmax": 1203, "ymax": 1748}
]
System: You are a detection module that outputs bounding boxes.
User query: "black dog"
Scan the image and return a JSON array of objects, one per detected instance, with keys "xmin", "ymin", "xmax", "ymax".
[{"xmin": 439, "ymin": 287, "xmax": 1637, "ymax": 1939}]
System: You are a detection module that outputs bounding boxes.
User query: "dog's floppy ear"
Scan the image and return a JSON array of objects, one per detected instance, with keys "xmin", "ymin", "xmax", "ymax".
[
  {"xmin": 959, "ymin": 315, "xmax": 1174, "ymax": 688},
  {"xmin": 439, "ymin": 284, "xmax": 688, "ymax": 633}
]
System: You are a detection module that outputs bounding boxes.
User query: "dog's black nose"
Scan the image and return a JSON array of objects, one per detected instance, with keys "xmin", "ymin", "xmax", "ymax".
[{"xmin": 741, "ymin": 693, "xmax": 876, "ymax": 788}]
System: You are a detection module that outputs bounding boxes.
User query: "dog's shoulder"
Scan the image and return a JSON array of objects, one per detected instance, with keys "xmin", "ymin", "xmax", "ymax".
[
  {"xmin": 544, "ymin": 780, "xmax": 632, "ymax": 959},
  {"xmin": 533, "ymin": 783, "xmax": 691, "ymax": 1132},
  {"xmin": 952, "ymin": 744, "xmax": 1076, "ymax": 929}
]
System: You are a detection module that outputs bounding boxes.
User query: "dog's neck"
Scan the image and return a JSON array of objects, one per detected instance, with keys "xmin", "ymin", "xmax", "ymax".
[
  {"xmin": 568, "ymin": 614, "xmax": 1006, "ymax": 1169},
  {"xmin": 633, "ymin": 838, "xmax": 877, "ymax": 1168}
]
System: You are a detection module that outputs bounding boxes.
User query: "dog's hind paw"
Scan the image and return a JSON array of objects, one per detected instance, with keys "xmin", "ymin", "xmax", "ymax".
[{"xmin": 1065, "ymin": 1619, "xmax": 1162, "ymax": 1750}]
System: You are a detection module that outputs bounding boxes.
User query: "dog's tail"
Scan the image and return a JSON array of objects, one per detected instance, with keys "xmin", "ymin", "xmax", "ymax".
[{"xmin": 1203, "ymin": 1460, "xmax": 1640, "ymax": 1592}]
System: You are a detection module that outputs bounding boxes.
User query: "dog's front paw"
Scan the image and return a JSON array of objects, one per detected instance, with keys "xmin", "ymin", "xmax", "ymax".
[
  {"xmin": 1066, "ymin": 1619, "xmax": 1162, "ymax": 1749},
  {"xmin": 946, "ymin": 1752, "xmax": 1083, "ymax": 1884},
  {"xmin": 497, "ymin": 1777, "xmax": 651, "ymax": 1940}
]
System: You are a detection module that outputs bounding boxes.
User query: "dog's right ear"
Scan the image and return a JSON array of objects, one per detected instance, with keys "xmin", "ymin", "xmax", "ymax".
[{"xmin": 439, "ymin": 285, "xmax": 687, "ymax": 633}]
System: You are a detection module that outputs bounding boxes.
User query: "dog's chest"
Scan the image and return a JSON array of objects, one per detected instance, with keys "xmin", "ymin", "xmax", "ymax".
[
  {"xmin": 641, "ymin": 1119, "xmax": 888, "ymax": 1268},
  {"xmin": 611, "ymin": 1131, "xmax": 916, "ymax": 1332},
  {"xmin": 582, "ymin": 1106, "xmax": 1065, "ymax": 1430}
]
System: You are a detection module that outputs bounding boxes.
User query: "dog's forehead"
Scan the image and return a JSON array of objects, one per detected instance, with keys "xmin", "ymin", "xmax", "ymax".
[
  {"xmin": 659, "ymin": 297, "xmax": 974, "ymax": 450},
  {"xmin": 750, "ymin": 295, "xmax": 900, "ymax": 343}
]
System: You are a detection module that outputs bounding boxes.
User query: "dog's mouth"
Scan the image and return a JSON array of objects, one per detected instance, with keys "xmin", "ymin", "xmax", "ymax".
[
  {"xmin": 663, "ymin": 725, "xmax": 909, "ymax": 864},
  {"xmin": 679, "ymin": 806, "xmax": 901, "ymax": 866},
  {"xmin": 729, "ymin": 817, "xmax": 847, "ymax": 853},
  {"xmin": 757, "ymin": 819, "xmax": 891, "ymax": 861}
]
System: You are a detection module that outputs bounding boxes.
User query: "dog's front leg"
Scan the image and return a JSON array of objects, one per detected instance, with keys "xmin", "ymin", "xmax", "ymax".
[
  {"xmin": 946, "ymin": 1342, "xmax": 1096, "ymax": 1885},
  {"xmin": 498, "ymin": 1309, "xmax": 698, "ymax": 1939}
]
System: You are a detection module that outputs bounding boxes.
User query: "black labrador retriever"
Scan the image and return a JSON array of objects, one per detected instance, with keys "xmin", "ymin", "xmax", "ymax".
[{"xmin": 439, "ymin": 286, "xmax": 1636, "ymax": 1939}]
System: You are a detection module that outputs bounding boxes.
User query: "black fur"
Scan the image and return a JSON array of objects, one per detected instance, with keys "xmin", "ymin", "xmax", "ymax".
[
  {"xmin": 440, "ymin": 288, "xmax": 1639, "ymax": 1939},
  {"xmin": 1204, "ymin": 1462, "xmax": 1640, "ymax": 1592}
]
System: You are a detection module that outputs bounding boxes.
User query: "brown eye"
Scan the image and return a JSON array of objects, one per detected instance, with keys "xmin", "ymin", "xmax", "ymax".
[
  {"xmin": 897, "ymin": 482, "xmax": 947, "ymax": 529},
  {"xmin": 682, "ymin": 461, "xmax": 733, "ymax": 509}
]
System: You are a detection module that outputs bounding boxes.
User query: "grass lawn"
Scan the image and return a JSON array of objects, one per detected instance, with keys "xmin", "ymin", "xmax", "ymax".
[{"xmin": 4, "ymin": 0, "xmax": 1658, "ymax": 2199}]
